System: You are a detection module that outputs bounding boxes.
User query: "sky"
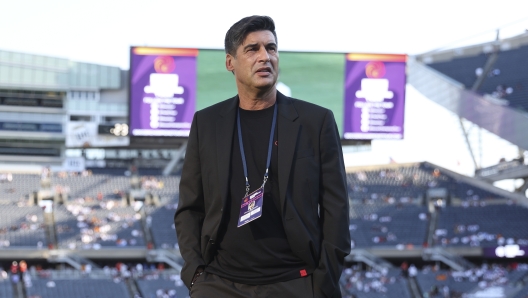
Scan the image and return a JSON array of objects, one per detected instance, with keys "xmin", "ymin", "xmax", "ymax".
[
  {"xmin": 1, "ymin": 0, "xmax": 528, "ymax": 189},
  {"xmin": 2, "ymin": 0, "xmax": 528, "ymax": 69}
]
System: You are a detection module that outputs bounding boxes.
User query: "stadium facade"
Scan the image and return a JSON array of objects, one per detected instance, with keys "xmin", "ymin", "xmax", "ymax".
[
  {"xmin": 0, "ymin": 50, "xmax": 184, "ymax": 175},
  {"xmin": 0, "ymin": 49, "xmax": 121, "ymax": 169}
]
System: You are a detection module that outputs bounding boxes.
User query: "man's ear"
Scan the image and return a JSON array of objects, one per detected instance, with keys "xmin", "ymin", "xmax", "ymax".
[{"xmin": 226, "ymin": 54, "xmax": 235, "ymax": 74}]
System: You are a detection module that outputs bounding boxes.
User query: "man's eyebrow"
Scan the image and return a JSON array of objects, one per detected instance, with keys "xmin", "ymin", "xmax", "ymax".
[
  {"xmin": 243, "ymin": 42, "xmax": 277, "ymax": 50},
  {"xmin": 243, "ymin": 43, "xmax": 259, "ymax": 50}
]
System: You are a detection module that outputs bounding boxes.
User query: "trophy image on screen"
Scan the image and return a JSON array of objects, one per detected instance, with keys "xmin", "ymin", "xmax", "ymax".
[
  {"xmin": 355, "ymin": 78, "xmax": 393, "ymax": 103},
  {"xmin": 144, "ymin": 73, "xmax": 184, "ymax": 98}
]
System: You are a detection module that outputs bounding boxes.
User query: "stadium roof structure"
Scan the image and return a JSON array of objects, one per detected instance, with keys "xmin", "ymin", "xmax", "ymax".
[
  {"xmin": 408, "ymin": 33, "xmax": 528, "ymax": 175},
  {"xmin": 418, "ymin": 32, "xmax": 528, "ymax": 113},
  {"xmin": 0, "ymin": 49, "xmax": 121, "ymax": 91}
]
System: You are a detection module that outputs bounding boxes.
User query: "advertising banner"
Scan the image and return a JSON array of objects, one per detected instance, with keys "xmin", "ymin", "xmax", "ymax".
[
  {"xmin": 66, "ymin": 122, "xmax": 129, "ymax": 148},
  {"xmin": 62, "ymin": 157, "xmax": 86, "ymax": 172},
  {"xmin": 0, "ymin": 122, "xmax": 62, "ymax": 133},
  {"xmin": 129, "ymin": 47, "xmax": 198, "ymax": 137},
  {"xmin": 343, "ymin": 53, "xmax": 407, "ymax": 140}
]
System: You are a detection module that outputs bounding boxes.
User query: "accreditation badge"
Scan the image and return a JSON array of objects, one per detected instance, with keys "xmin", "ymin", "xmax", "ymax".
[{"xmin": 237, "ymin": 187, "xmax": 264, "ymax": 227}]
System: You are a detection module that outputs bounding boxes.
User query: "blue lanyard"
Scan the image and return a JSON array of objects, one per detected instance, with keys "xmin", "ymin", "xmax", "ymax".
[{"xmin": 237, "ymin": 103, "xmax": 278, "ymax": 196}]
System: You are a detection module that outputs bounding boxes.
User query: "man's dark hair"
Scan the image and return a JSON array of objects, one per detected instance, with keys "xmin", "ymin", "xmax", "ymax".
[{"xmin": 224, "ymin": 15, "xmax": 277, "ymax": 57}]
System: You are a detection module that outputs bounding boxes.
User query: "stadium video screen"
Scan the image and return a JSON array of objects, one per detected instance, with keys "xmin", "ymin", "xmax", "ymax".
[{"xmin": 129, "ymin": 47, "xmax": 407, "ymax": 139}]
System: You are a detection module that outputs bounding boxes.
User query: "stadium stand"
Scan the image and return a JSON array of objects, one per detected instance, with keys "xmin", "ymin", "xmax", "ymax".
[
  {"xmin": 52, "ymin": 172, "xmax": 130, "ymax": 201},
  {"xmin": 0, "ymin": 264, "xmax": 527, "ymax": 298},
  {"xmin": 346, "ymin": 161, "xmax": 526, "ymax": 250},
  {"xmin": 425, "ymin": 52, "xmax": 489, "ymax": 91},
  {"xmin": 0, "ymin": 160, "xmax": 526, "ymax": 298},
  {"xmin": 25, "ymin": 277, "xmax": 131, "ymax": 298},
  {"xmin": 347, "ymin": 162, "xmax": 507, "ymax": 204},
  {"xmin": 0, "ymin": 278, "xmax": 13, "ymax": 298},
  {"xmin": 0, "ymin": 203, "xmax": 48, "ymax": 248},
  {"xmin": 340, "ymin": 267, "xmax": 412, "ymax": 298},
  {"xmin": 415, "ymin": 264, "xmax": 528, "ymax": 298},
  {"xmin": 147, "ymin": 176, "xmax": 180, "ymax": 203},
  {"xmin": 427, "ymin": 43, "xmax": 528, "ymax": 112},
  {"xmin": 54, "ymin": 201, "xmax": 146, "ymax": 249},
  {"xmin": 349, "ymin": 202, "xmax": 429, "ymax": 248},
  {"xmin": 0, "ymin": 170, "xmax": 182, "ymax": 252},
  {"xmin": 434, "ymin": 205, "xmax": 528, "ymax": 248},
  {"xmin": 513, "ymin": 284, "xmax": 528, "ymax": 298},
  {"xmin": 415, "ymin": 269, "xmax": 479, "ymax": 297},
  {"xmin": 0, "ymin": 161, "xmax": 526, "ymax": 297},
  {"xmin": 135, "ymin": 274, "xmax": 187, "ymax": 298},
  {"xmin": 145, "ymin": 205, "xmax": 179, "ymax": 250},
  {"xmin": 0, "ymin": 174, "xmax": 40, "ymax": 203}
]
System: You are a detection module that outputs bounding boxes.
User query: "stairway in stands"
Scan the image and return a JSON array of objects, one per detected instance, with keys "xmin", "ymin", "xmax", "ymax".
[{"xmin": 44, "ymin": 211, "xmax": 57, "ymax": 249}]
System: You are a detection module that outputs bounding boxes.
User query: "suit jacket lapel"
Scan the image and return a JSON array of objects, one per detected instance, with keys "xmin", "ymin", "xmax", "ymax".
[
  {"xmin": 216, "ymin": 96, "xmax": 238, "ymax": 209},
  {"xmin": 277, "ymin": 92, "xmax": 299, "ymax": 213}
]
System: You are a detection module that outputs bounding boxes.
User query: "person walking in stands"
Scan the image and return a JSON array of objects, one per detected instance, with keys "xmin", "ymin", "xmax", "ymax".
[{"xmin": 175, "ymin": 15, "xmax": 350, "ymax": 298}]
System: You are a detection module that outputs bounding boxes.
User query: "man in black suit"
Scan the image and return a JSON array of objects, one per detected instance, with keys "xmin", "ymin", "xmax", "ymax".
[{"xmin": 174, "ymin": 15, "xmax": 350, "ymax": 297}]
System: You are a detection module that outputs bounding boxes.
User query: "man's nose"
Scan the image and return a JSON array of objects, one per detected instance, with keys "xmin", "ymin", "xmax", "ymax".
[{"xmin": 258, "ymin": 48, "xmax": 270, "ymax": 62}]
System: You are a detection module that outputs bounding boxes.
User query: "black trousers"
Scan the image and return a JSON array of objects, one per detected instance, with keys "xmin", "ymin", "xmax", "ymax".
[{"xmin": 190, "ymin": 271, "xmax": 314, "ymax": 298}]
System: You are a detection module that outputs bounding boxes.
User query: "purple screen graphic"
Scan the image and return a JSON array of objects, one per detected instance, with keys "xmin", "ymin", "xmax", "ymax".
[
  {"xmin": 343, "ymin": 56, "xmax": 406, "ymax": 140},
  {"xmin": 483, "ymin": 245, "xmax": 527, "ymax": 258},
  {"xmin": 129, "ymin": 48, "xmax": 197, "ymax": 137}
]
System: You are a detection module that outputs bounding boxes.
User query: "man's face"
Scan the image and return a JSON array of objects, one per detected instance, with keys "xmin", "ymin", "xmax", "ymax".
[{"xmin": 226, "ymin": 30, "xmax": 279, "ymax": 93}]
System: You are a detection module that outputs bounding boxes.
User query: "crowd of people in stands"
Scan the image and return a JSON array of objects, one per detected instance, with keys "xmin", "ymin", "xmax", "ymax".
[
  {"xmin": 2, "ymin": 260, "xmax": 527, "ymax": 298},
  {"xmin": 341, "ymin": 266, "xmax": 403, "ymax": 296},
  {"xmin": 0, "ymin": 162, "xmax": 526, "ymax": 297},
  {"xmin": 340, "ymin": 262, "xmax": 528, "ymax": 298},
  {"xmin": 418, "ymin": 262, "xmax": 528, "ymax": 298},
  {"xmin": 1, "ymin": 260, "xmax": 185, "ymax": 298},
  {"xmin": 61, "ymin": 198, "xmax": 144, "ymax": 249},
  {"xmin": 141, "ymin": 176, "xmax": 164, "ymax": 190}
]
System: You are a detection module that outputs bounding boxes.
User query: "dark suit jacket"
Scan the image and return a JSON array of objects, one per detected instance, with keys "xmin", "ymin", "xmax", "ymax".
[{"xmin": 174, "ymin": 91, "xmax": 351, "ymax": 297}]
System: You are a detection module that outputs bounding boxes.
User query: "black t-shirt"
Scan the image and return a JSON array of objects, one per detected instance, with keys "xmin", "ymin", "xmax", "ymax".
[{"xmin": 205, "ymin": 104, "xmax": 308, "ymax": 284}]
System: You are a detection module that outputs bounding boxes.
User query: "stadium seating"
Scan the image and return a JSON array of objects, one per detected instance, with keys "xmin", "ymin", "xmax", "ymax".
[
  {"xmin": 145, "ymin": 205, "xmax": 178, "ymax": 249},
  {"xmin": 509, "ymin": 268, "xmax": 528, "ymax": 285},
  {"xmin": 349, "ymin": 202, "xmax": 429, "ymax": 248},
  {"xmin": 136, "ymin": 275, "xmax": 188, "ymax": 298},
  {"xmin": 54, "ymin": 202, "xmax": 146, "ymax": 249},
  {"xmin": 0, "ymin": 279, "xmax": 13, "ymax": 298},
  {"xmin": 435, "ymin": 205, "xmax": 528, "ymax": 247},
  {"xmin": 0, "ymin": 174, "xmax": 40, "ymax": 202},
  {"xmin": 346, "ymin": 162, "xmax": 519, "ymax": 249},
  {"xmin": 25, "ymin": 278, "xmax": 131, "ymax": 298},
  {"xmin": 415, "ymin": 269, "xmax": 479, "ymax": 297},
  {"xmin": 53, "ymin": 173, "xmax": 129, "ymax": 201},
  {"xmin": 0, "ymin": 163, "xmax": 526, "ymax": 298},
  {"xmin": 512, "ymin": 284, "xmax": 528, "ymax": 298},
  {"xmin": 415, "ymin": 265, "xmax": 528, "ymax": 298},
  {"xmin": 340, "ymin": 267, "xmax": 412, "ymax": 298},
  {"xmin": 427, "ymin": 53, "xmax": 489, "ymax": 91},
  {"xmin": 148, "ymin": 176, "xmax": 180, "ymax": 203},
  {"xmin": 347, "ymin": 163, "xmax": 505, "ymax": 204},
  {"xmin": 0, "ymin": 203, "xmax": 48, "ymax": 248},
  {"xmin": 427, "ymin": 44, "xmax": 528, "ymax": 112}
]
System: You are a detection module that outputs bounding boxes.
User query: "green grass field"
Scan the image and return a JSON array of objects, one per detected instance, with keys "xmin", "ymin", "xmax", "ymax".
[{"xmin": 196, "ymin": 50, "xmax": 346, "ymax": 134}]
